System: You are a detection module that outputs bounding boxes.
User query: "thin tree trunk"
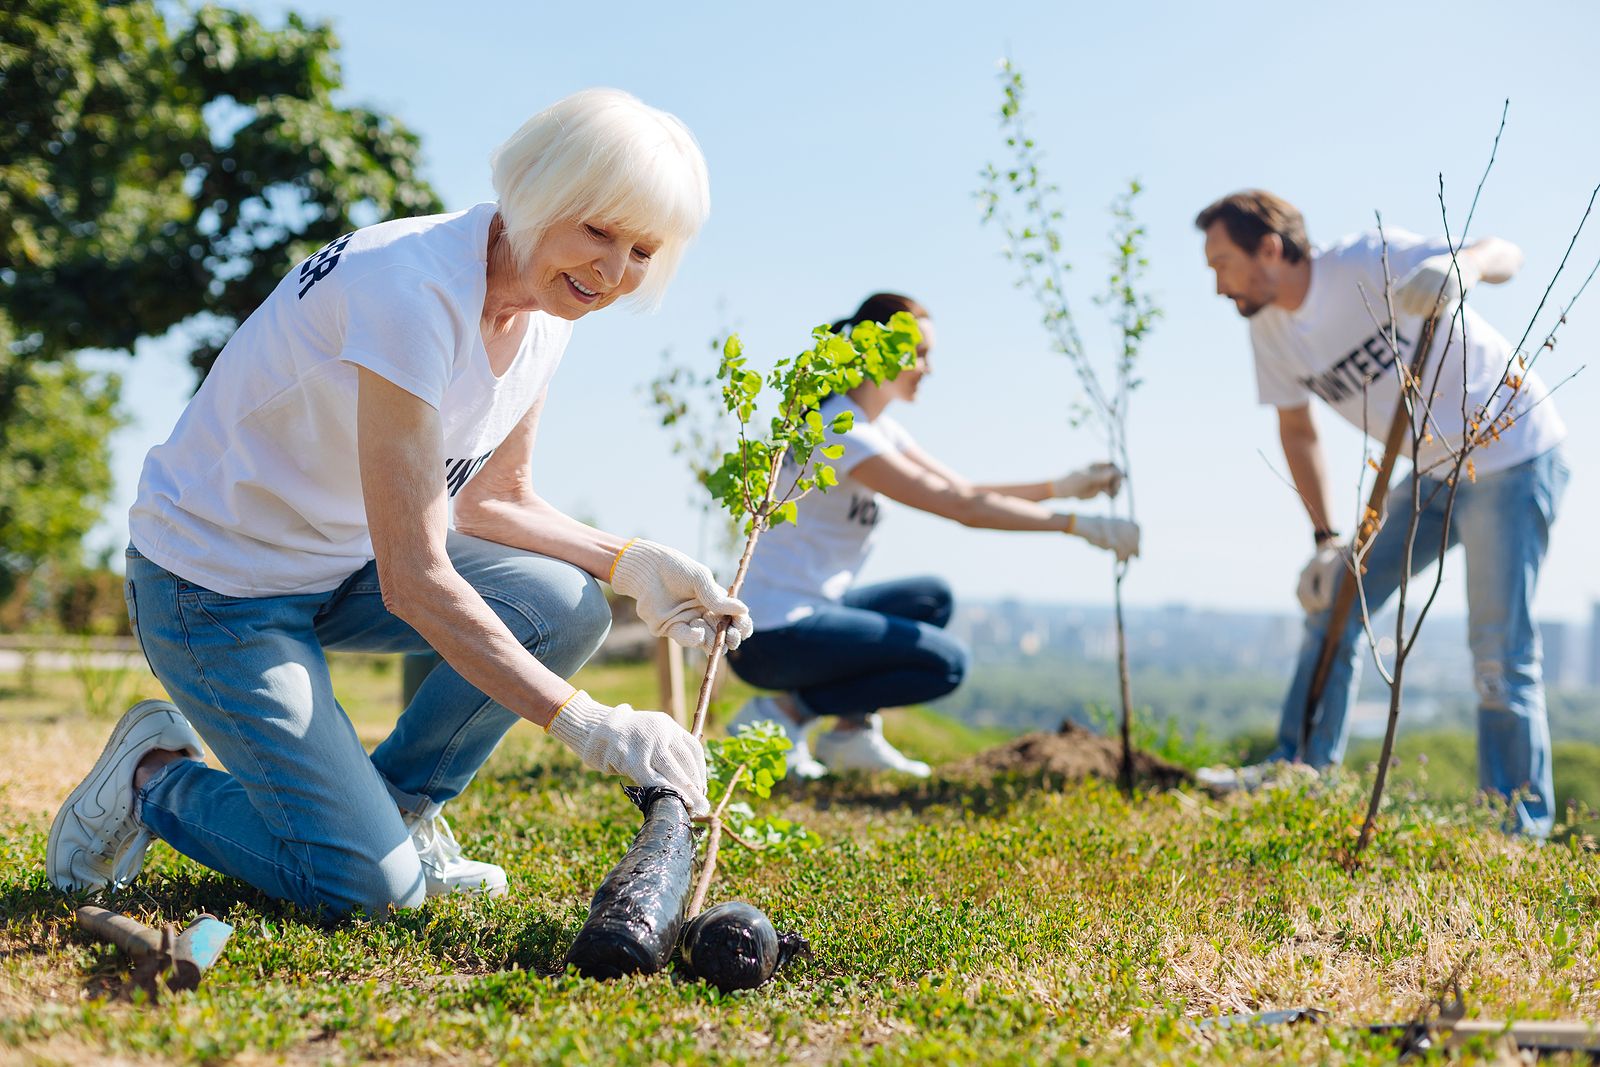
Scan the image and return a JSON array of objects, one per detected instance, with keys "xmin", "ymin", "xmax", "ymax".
[{"xmin": 1114, "ymin": 566, "xmax": 1134, "ymax": 793}]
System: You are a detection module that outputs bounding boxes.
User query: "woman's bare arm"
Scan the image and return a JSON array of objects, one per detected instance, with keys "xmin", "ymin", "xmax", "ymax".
[
  {"xmin": 450, "ymin": 388, "xmax": 629, "ymax": 580},
  {"xmin": 357, "ymin": 369, "xmax": 574, "ymax": 726}
]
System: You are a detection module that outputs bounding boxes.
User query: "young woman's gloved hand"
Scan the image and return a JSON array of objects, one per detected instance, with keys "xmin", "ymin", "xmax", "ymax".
[
  {"xmin": 546, "ymin": 691, "xmax": 710, "ymax": 815},
  {"xmin": 1050, "ymin": 462, "xmax": 1124, "ymax": 500},
  {"xmin": 1071, "ymin": 516, "xmax": 1141, "ymax": 562},
  {"xmin": 610, "ymin": 539, "xmax": 754, "ymax": 654}
]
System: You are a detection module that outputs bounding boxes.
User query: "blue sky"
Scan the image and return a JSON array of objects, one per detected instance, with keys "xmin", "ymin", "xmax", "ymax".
[{"xmin": 102, "ymin": 0, "xmax": 1600, "ymax": 622}]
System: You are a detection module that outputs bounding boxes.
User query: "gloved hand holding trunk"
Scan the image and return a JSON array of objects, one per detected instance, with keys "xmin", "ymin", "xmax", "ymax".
[
  {"xmin": 1070, "ymin": 516, "xmax": 1141, "ymax": 562},
  {"xmin": 1050, "ymin": 462, "xmax": 1124, "ymax": 500},
  {"xmin": 610, "ymin": 539, "xmax": 754, "ymax": 655},
  {"xmin": 546, "ymin": 691, "xmax": 710, "ymax": 816}
]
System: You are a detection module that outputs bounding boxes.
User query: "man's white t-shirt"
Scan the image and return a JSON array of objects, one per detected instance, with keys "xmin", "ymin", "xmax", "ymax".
[
  {"xmin": 1250, "ymin": 229, "xmax": 1565, "ymax": 474},
  {"xmin": 739, "ymin": 395, "xmax": 914, "ymax": 630},
  {"xmin": 130, "ymin": 203, "xmax": 573, "ymax": 597}
]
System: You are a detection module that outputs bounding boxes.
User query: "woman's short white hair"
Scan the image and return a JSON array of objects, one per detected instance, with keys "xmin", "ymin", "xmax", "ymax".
[{"xmin": 490, "ymin": 88, "xmax": 710, "ymax": 309}]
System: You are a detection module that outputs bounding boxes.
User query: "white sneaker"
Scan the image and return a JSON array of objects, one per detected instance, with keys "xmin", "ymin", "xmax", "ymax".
[
  {"xmin": 405, "ymin": 810, "xmax": 507, "ymax": 898},
  {"xmin": 48, "ymin": 700, "xmax": 204, "ymax": 893},
  {"xmin": 724, "ymin": 695, "xmax": 826, "ymax": 780},
  {"xmin": 813, "ymin": 714, "xmax": 931, "ymax": 778},
  {"xmin": 1195, "ymin": 760, "xmax": 1317, "ymax": 796}
]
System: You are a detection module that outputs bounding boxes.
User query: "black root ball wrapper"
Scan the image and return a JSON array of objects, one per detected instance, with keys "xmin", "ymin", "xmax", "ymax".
[
  {"xmin": 565, "ymin": 786, "xmax": 695, "ymax": 979},
  {"xmin": 679, "ymin": 900, "xmax": 813, "ymax": 992}
]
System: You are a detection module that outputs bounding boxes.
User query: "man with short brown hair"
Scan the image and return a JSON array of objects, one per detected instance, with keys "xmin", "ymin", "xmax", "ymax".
[{"xmin": 1193, "ymin": 190, "xmax": 1569, "ymax": 836}]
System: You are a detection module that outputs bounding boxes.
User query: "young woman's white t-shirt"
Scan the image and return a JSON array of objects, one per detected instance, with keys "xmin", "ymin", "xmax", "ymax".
[
  {"xmin": 738, "ymin": 395, "xmax": 914, "ymax": 630},
  {"xmin": 130, "ymin": 203, "xmax": 572, "ymax": 597},
  {"xmin": 1249, "ymin": 229, "xmax": 1565, "ymax": 475}
]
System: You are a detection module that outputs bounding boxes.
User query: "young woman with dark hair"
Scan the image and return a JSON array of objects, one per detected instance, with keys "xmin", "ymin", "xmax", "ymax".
[{"xmin": 725, "ymin": 293, "xmax": 1139, "ymax": 777}]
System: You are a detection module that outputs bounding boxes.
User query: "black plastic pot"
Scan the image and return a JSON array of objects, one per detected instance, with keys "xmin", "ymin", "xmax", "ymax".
[
  {"xmin": 679, "ymin": 900, "xmax": 812, "ymax": 993},
  {"xmin": 564, "ymin": 786, "xmax": 695, "ymax": 979}
]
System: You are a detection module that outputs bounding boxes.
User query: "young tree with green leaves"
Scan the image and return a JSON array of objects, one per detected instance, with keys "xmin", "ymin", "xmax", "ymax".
[
  {"xmin": 979, "ymin": 60, "xmax": 1159, "ymax": 791},
  {"xmin": 684, "ymin": 314, "xmax": 923, "ymax": 917}
]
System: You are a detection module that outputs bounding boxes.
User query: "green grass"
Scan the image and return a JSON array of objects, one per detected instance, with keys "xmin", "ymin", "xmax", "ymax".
[{"xmin": 1, "ymin": 658, "xmax": 1597, "ymax": 1064}]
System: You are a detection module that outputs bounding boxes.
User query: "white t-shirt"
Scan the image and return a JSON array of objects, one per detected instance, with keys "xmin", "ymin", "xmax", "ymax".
[
  {"xmin": 738, "ymin": 395, "xmax": 914, "ymax": 629},
  {"xmin": 130, "ymin": 203, "xmax": 573, "ymax": 596},
  {"xmin": 1250, "ymin": 229, "xmax": 1565, "ymax": 474}
]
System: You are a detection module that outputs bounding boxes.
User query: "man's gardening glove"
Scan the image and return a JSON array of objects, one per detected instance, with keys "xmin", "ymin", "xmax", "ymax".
[
  {"xmin": 546, "ymin": 691, "xmax": 710, "ymax": 816},
  {"xmin": 1296, "ymin": 538, "xmax": 1350, "ymax": 614},
  {"xmin": 610, "ymin": 539, "xmax": 754, "ymax": 655},
  {"xmin": 1071, "ymin": 516, "xmax": 1141, "ymax": 562},
  {"xmin": 1050, "ymin": 462, "xmax": 1124, "ymax": 501},
  {"xmin": 1394, "ymin": 253, "xmax": 1479, "ymax": 319}
]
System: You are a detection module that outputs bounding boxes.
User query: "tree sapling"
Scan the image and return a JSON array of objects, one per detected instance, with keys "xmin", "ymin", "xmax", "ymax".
[
  {"xmin": 564, "ymin": 315, "xmax": 919, "ymax": 987},
  {"xmin": 979, "ymin": 60, "xmax": 1159, "ymax": 791}
]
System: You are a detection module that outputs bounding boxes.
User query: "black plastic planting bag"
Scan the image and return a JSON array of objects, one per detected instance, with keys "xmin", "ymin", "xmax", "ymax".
[
  {"xmin": 564, "ymin": 786, "xmax": 695, "ymax": 979},
  {"xmin": 680, "ymin": 901, "xmax": 814, "ymax": 992}
]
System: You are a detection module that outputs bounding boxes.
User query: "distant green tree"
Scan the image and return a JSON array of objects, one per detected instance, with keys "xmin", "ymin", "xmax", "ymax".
[
  {"xmin": 0, "ymin": 313, "xmax": 122, "ymax": 601},
  {"xmin": 0, "ymin": 0, "xmax": 440, "ymax": 599},
  {"xmin": 2, "ymin": 0, "xmax": 442, "ymax": 379}
]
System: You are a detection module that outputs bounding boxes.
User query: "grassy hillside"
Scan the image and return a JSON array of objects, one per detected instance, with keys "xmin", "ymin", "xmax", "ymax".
[{"xmin": 0, "ymin": 657, "xmax": 1596, "ymax": 1064}]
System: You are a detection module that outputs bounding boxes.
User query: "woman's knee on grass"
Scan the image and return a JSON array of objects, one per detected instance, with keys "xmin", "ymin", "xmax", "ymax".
[{"xmin": 300, "ymin": 842, "xmax": 428, "ymax": 918}]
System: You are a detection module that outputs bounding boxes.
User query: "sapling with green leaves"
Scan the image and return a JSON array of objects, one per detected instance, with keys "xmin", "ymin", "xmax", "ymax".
[
  {"xmin": 685, "ymin": 313, "xmax": 922, "ymax": 918},
  {"xmin": 978, "ymin": 59, "xmax": 1159, "ymax": 791}
]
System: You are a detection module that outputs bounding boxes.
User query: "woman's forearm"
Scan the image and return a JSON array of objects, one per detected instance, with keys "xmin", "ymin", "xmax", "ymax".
[
  {"xmin": 386, "ymin": 564, "xmax": 576, "ymax": 726},
  {"xmin": 970, "ymin": 479, "xmax": 1055, "ymax": 502},
  {"xmin": 939, "ymin": 488, "xmax": 1074, "ymax": 533},
  {"xmin": 454, "ymin": 494, "xmax": 629, "ymax": 580}
]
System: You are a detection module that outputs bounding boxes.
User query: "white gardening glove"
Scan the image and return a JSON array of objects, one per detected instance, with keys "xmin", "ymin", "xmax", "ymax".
[
  {"xmin": 1295, "ymin": 538, "xmax": 1349, "ymax": 614},
  {"xmin": 546, "ymin": 691, "xmax": 710, "ymax": 816},
  {"xmin": 1394, "ymin": 253, "xmax": 1480, "ymax": 319},
  {"xmin": 610, "ymin": 539, "xmax": 754, "ymax": 655},
  {"xmin": 1050, "ymin": 462, "xmax": 1124, "ymax": 501},
  {"xmin": 1072, "ymin": 516, "xmax": 1141, "ymax": 562}
]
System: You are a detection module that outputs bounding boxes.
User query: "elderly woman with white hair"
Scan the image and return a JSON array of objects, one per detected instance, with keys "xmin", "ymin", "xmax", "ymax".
[{"xmin": 46, "ymin": 89, "xmax": 749, "ymax": 917}]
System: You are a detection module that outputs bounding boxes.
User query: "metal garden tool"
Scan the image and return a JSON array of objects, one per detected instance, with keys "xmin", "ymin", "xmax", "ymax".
[{"xmin": 76, "ymin": 906, "xmax": 234, "ymax": 997}]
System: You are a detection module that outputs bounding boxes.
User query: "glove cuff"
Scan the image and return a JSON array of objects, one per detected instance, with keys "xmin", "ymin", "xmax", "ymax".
[
  {"xmin": 610, "ymin": 538, "xmax": 665, "ymax": 596},
  {"xmin": 546, "ymin": 690, "xmax": 609, "ymax": 754}
]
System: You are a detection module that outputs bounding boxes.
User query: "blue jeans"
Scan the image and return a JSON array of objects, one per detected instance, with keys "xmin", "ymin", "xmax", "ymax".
[
  {"xmin": 728, "ymin": 576, "xmax": 969, "ymax": 720},
  {"xmin": 123, "ymin": 532, "xmax": 611, "ymax": 916},
  {"xmin": 1274, "ymin": 447, "xmax": 1569, "ymax": 836}
]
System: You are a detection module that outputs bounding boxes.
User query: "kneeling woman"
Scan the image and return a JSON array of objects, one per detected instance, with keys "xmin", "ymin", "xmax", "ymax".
[
  {"xmin": 48, "ymin": 90, "xmax": 749, "ymax": 917},
  {"xmin": 727, "ymin": 293, "xmax": 1140, "ymax": 778}
]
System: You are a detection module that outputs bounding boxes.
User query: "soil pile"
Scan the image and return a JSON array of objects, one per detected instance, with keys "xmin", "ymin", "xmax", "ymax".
[{"xmin": 944, "ymin": 719, "xmax": 1192, "ymax": 789}]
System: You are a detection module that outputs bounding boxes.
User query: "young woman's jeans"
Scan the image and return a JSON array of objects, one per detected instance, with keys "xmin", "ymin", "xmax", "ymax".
[
  {"xmin": 1272, "ymin": 446, "xmax": 1570, "ymax": 836},
  {"xmin": 123, "ymin": 532, "xmax": 611, "ymax": 916},
  {"xmin": 728, "ymin": 576, "xmax": 969, "ymax": 720}
]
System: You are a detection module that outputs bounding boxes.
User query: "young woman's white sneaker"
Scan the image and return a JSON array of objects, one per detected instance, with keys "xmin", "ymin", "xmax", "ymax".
[
  {"xmin": 404, "ymin": 810, "xmax": 508, "ymax": 898},
  {"xmin": 813, "ymin": 713, "xmax": 931, "ymax": 778},
  {"xmin": 724, "ymin": 695, "xmax": 827, "ymax": 780},
  {"xmin": 47, "ymin": 699, "xmax": 204, "ymax": 893}
]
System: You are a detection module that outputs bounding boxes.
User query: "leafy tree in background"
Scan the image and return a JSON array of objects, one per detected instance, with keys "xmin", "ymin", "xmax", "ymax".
[
  {"xmin": 0, "ymin": 0, "xmax": 440, "ymax": 603},
  {"xmin": 0, "ymin": 313, "xmax": 122, "ymax": 603}
]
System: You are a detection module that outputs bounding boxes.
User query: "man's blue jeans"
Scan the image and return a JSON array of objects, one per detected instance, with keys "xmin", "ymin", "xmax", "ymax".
[
  {"xmin": 728, "ymin": 576, "xmax": 969, "ymax": 720},
  {"xmin": 1273, "ymin": 447, "xmax": 1569, "ymax": 836},
  {"xmin": 123, "ymin": 532, "xmax": 611, "ymax": 916}
]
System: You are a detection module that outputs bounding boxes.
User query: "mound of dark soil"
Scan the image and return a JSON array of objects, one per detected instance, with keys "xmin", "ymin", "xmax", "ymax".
[{"xmin": 943, "ymin": 719, "xmax": 1192, "ymax": 789}]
